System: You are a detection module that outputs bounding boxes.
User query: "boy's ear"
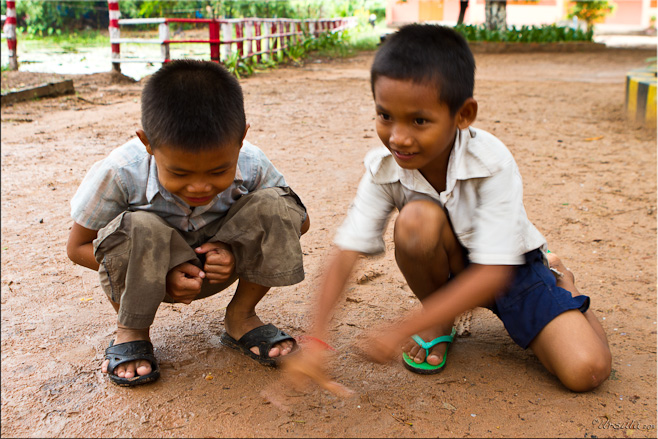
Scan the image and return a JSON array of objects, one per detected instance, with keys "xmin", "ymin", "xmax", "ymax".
[
  {"xmin": 456, "ymin": 98, "xmax": 478, "ymax": 130},
  {"xmin": 240, "ymin": 123, "xmax": 250, "ymax": 147},
  {"xmin": 136, "ymin": 129, "xmax": 153, "ymax": 155}
]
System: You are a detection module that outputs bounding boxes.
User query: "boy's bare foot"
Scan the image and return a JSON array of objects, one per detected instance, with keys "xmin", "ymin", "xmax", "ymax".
[
  {"xmin": 402, "ymin": 324, "xmax": 454, "ymax": 365},
  {"xmin": 224, "ymin": 311, "xmax": 295, "ymax": 358},
  {"xmin": 101, "ymin": 326, "xmax": 152, "ymax": 379},
  {"xmin": 546, "ymin": 252, "xmax": 578, "ymax": 292}
]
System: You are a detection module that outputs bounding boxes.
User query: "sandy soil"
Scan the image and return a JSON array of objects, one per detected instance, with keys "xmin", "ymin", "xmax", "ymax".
[{"xmin": 1, "ymin": 48, "xmax": 656, "ymax": 438}]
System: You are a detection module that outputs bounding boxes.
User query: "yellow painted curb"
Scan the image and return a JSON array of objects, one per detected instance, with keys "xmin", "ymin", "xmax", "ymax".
[{"xmin": 626, "ymin": 67, "xmax": 657, "ymax": 128}]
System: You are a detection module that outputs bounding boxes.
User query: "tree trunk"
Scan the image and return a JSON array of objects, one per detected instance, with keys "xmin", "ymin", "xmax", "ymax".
[{"xmin": 485, "ymin": 0, "xmax": 507, "ymax": 32}]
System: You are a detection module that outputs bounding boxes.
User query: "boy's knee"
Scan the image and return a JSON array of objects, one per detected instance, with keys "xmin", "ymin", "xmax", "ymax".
[
  {"xmin": 560, "ymin": 349, "xmax": 612, "ymax": 392},
  {"xmin": 394, "ymin": 200, "xmax": 447, "ymax": 256},
  {"xmin": 124, "ymin": 210, "xmax": 166, "ymax": 229}
]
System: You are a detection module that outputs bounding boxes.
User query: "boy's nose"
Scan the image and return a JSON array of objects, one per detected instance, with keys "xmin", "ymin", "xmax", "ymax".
[
  {"xmin": 187, "ymin": 181, "xmax": 211, "ymax": 193},
  {"xmin": 390, "ymin": 125, "xmax": 413, "ymax": 148}
]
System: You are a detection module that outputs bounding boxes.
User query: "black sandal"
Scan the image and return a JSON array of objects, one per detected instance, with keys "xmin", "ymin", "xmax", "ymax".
[
  {"xmin": 220, "ymin": 323, "xmax": 298, "ymax": 367},
  {"xmin": 104, "ymin": 340, "xmax": 160, "ymax": 386}
]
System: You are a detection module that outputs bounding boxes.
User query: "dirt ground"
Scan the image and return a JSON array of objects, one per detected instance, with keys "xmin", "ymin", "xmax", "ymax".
[{"xmin": 1, "ymin": 47, "xmax": 657, "ymax": 438}]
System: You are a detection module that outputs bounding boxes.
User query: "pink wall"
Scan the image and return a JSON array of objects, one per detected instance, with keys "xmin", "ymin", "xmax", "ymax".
[{"xmin": 386, "ymin": 0, "xmax": 654, "ymax": 28}]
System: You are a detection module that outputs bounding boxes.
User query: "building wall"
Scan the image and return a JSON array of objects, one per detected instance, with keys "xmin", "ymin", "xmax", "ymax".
[{"xmin": 386, "ymin": 0, "xmax": 655, "ymax": 28}]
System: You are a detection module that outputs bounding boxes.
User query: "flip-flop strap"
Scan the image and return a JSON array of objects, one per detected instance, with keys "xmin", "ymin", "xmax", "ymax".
[
  {"xmin": 105, "ymin": 340, "xmax": 158, "ymax": 374},
  {"xmin": 411, "ymin": 327, "xmax": 457, "ymax": 355},
  {"xmin": 238, "ymin": 323, "xmax": 296, "ymax": 359}
]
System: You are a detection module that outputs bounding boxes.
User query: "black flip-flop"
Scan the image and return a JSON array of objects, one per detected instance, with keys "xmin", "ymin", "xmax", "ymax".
[
  {"xmin": 104, "ymin": 340, "xmax": 160, "ymax": 386},
  {"xmin": 220, "ymin": 323, "xmax": 298, "ymax": 367}
]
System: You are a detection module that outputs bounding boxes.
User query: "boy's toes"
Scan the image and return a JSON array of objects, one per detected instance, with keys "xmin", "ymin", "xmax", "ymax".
[
  {"xmin": 120, "ymin": 363, "xmax": 135, "ymax": 379},
  {"xmin": 413, "ymin": 349, "xmax": 427, "ymax": 364},
  {"xmin": 426, "ymin": 352, "xmax": 443, "ymax": 366},
  {"xmin": 135, "ymin": 360, "xmax": 152, "ymax": 376},
  {"xmin": 267, "ymin": 340, "xmax": 295, "ymax": 358},
  {"xmin": 101, "ymin": 359, "xmax": 110, "ymax": 374}
]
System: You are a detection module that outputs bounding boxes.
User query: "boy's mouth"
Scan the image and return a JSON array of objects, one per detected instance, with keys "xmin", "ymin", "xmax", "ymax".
[
  {"xmin": 392, "ymin": 150, "xmax": 417, "ymax": 161},
  {"xmin": 185, "ymin": 195, "xmax": 214, "ymax": 205}
]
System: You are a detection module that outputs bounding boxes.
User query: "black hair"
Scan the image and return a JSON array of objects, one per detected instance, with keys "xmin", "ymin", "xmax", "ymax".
[
  {"xmin": 141, "ymin": 59, "xmax": 246, "ymax": 151},
  {"xmin": 371, "ymin": 24, "xmax": 475, "ymax": 116}
]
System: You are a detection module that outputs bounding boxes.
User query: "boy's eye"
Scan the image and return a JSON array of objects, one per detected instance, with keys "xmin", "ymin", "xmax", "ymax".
[
  {"xmin": 379, "ymin": 112, "xmax": 391, "ymax": 121},
  {"xmin": 170, "ymin": 171, "xmax": 187, "ymax": 177},
  {"xmin": 210, "ymin": 170, "xmax": 226, "ymax": 176},
  {"xmin": 414, "ymin": 118, "xmax": 427, "ymax": 125}
]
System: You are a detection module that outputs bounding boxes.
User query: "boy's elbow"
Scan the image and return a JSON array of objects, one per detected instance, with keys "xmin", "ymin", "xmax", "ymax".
[
  {"xmin": 66, "ymin": 240, "xmax": 81, "ymax": 265},
  {"xmin": 301, "ymin": 214, "xmax": 310, "ymax": 235}
]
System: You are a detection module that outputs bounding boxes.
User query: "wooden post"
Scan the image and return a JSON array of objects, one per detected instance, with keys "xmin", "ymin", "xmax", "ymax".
[
  {"xmin": 245, "ymin": 20, "xmax": 254, "ymax": 62},
  {"xmin": 236, "ymin": 22, "xmax": 243, "ymax": 58},
  {"xmin": 108, "ymin": 0, "xmax": 121, "ymax": 72},
  {"xmin": 3, "ymin": 1, "xmax": 18, "ymax": 70},
  {"xmin": 159, "ymin": 22, "xmax": 170, "ymax": 63},
  {"xmin": 271, "ymin": 21, "xmax": 278, "ymax": 56},
  {"xmin": 221, "ymin": 22, "xmax": 232, "ymax": 61},
  {"xmin": 209, "ymin": 19, "xmax": 220, "ymax": 62},
  {"xmin": 254, "ymin": 20, "xmax": 262, "ymax": 63}
]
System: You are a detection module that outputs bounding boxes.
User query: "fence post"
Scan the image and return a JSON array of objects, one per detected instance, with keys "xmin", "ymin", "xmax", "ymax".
[
  {"xmin": 245, "ymin": 20, "xmax": 253, "ymax": 61},
  {"xmin": 209, "ymin": 19, "xmax": 220, "ymax": 62},
  {"xmin": 295, "ymin": 22, "xmax": 302, "ymax": 45},
  {"xmin": 271, "ymin": 21, "xmax": 278, "ymax": 57},
  {"xmin": 3, "ymin": 0, "xmax": 17, "ymax": 70},
  {"xmin": 107, "ymin": 0, "xmax": 121, "ymax": 72},
  {"xmin": 235, "ymin": 21, "xmax": 243, "ymax": 59},
  {"xmin": 221, "ymin": 22, "xmax": 232, "ymax": 61},
  {"xmin": 159, "ymin": 22, "xmax": 170, "ymax": 63},
  {"xmin": 262, "ymin": 20, "xmax": 272, "ymax": 60},
  {"xmin": 254, "ymin": 20, "xmax": 261, "ymax": 63}
]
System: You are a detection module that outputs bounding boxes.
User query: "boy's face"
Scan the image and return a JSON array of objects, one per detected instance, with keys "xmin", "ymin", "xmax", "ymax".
[
  {"xmin": 137, "ymin": 130, "xmax": 245, "ymax": 207},
  {"xmin": 374, "ymin": 77, "xmax": 471, "ymax": 178}
]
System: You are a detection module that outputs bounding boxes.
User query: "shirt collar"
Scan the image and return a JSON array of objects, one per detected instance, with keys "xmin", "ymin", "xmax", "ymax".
[
  {"xmin": 445, "ymin": 127, "xmax": 497, "ymax": 193},
  {"xmin": 367, "ymin": 127, "xmax": 499, "ymax": 196},
  {"xmin": 146, "ymin": 156, "xmax": 163, "ymax": 202}
]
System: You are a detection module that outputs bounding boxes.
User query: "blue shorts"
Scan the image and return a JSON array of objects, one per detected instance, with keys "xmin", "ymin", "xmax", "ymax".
[{"xmin": 486, "ymin": 249, "xmax": 590, "ymax": 349}]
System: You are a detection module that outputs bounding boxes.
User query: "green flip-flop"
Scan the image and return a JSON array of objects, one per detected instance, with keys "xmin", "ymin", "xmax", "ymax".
[{"xmin": 402, "ymin": 327, "xmax": 456, "ymax": 375}]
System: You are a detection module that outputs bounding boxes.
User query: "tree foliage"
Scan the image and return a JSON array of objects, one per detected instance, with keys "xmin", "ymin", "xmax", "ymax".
[{"xmin": 567, "ymin": 0, "xmax": 615, "ymax": 32}]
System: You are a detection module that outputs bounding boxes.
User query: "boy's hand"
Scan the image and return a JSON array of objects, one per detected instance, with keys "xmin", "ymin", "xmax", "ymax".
[
  {"xmin": 280, "ymin": 340, "xmax": 354, "ymax": 397},
  {"xmin": 195, "ymin": 242, "xmax": 235, "ymax": 284},
  {"xmin": 359, "ymin": 326, "xmax": 405, "ymax": 364},
  {"xmin": 166, "ymin": 262, "xmax": 205, "ymax": 304}
]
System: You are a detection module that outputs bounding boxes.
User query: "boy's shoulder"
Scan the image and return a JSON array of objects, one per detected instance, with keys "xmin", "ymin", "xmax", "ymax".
[
  {"xmin": 363, "ymin": 146, "xmax": 398, "ymax": 183},
  {"xmin": 101, "ymin": 137, "xmax": 151, "ymax": 169},
  {"xmin": 455, "ymin": 127, "xmax": 516, "ymax": 177},
  {"xmin": 239, "ymin": 139, "xmax": 263, "ymax": 160}
]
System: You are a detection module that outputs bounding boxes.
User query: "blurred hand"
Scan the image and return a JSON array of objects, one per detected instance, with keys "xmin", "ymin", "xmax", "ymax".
[
  {"xmin": 359, "ymin": 326, "xmax": 405, "ymax": 364},
  {"xmin": 281, "ymin": 340, "xmax": 354, "ymax": 397}
]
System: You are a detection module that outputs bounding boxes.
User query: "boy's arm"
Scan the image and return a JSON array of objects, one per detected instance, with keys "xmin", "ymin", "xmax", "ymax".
[
  {"xmin": 281, "ymin": 247, "xmax": 361, "ymax": 396},
  {"xmin": 363, "ymin": 263, "xmax": 514, "ymax": 362},
  {"xmin": 310, "ymin": 248, "xmax": 360, "ymax": 338},
  {"xmin": 66, "ymin": 222, "xmax": 100, "ymax": 271}
]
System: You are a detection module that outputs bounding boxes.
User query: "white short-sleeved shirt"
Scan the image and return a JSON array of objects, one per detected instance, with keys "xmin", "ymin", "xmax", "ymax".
[
  {"xmin": 334, "ymin": 127, "xmax": 547, "ymax": 265},
  {"xmin": 70, "ymin": 138, "xmax": 287, "ymax": 232}
]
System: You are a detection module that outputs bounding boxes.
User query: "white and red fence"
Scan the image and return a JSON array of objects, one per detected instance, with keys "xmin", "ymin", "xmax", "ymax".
[
  {"xmin": 1, "ymin": 0, "xmax": 18, "ymax": 70},
  {"xmin": 108, "ymin": 0, "xmax": 356, "ymax": 73}
]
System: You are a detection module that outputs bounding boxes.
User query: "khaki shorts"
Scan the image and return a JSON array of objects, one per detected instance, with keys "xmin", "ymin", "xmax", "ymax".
[{"xmin": 93, "ymin": 187, "xmax": 307, "ymax": 329}]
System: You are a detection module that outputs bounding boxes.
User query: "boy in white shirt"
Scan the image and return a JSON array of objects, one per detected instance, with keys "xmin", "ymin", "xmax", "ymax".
[{"xmin": 286, "ymin": 24, "xmax": 611, "ymax": 392}]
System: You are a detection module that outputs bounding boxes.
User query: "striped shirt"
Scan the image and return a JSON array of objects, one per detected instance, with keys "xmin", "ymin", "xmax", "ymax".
[{"xmin": 71, "ymin": 138, "xmax": 287, "ymax": 232}]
